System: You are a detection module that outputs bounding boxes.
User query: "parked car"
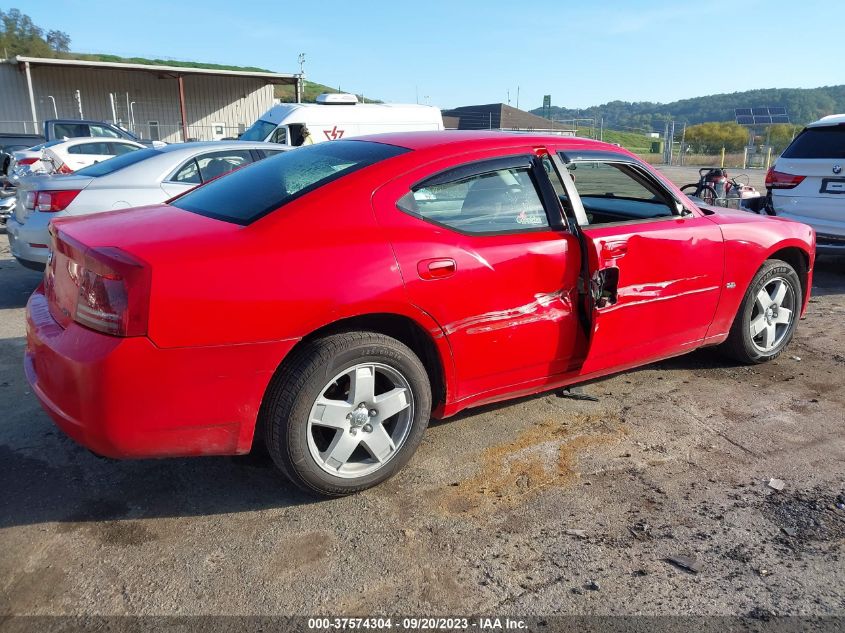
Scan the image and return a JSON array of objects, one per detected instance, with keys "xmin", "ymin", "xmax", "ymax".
[
  {"xmin": 3, "ymin": 119, "xmax": 164, "ymax": 184},
  {"xmin": 25, "ymin": 132, "xmax": 815, "ymax": 496},
  {"xmin": 1, "ymin": 132, "xmax": 44, "ymax": 183},
  {"xmin": 7, "ymin": 138, "xmax": 145, "ymax": 185},
  {"xmin": 7, "ymin": 141, "xmax": 286, "ymax": 269},
  {"xmin": 766, "ymin": 114, "xmax": 845, "ymax": 253},
  {"xmin": 239, "ymin": 92, "xmax": 443, "ymax": 146},
  {"xmin": 0, "ymin": 192, "xmax": 14, "ymax": 225},
  {"xmin": 42, "ymin": 119, "xmax": 162, "ymax": 147}
]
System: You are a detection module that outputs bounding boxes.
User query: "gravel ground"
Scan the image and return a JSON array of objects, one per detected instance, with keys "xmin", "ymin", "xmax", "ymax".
[{"xmin": 1, "ymin": 206, "xmax": 843, "ymax": 619}]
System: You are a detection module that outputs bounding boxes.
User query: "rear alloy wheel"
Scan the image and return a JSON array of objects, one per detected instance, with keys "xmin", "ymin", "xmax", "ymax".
[
  {"xmin": 723, "ymin": 260, "xmax": 801, "ymax": 364},
  {"xmin": 261, "ymin": 332, "xmax": 431, "ymax": 496}
]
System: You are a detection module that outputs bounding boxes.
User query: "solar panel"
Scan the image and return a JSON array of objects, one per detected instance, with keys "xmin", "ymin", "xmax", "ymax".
[{"xmin": 736, "ymin": 106, "xmax": 789, "ymax": 126}]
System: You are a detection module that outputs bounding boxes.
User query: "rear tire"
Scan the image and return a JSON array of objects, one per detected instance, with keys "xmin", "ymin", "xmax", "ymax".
[
  {"xmin": 722, "ymin": 260, "xmax": 802, "ymax": 364},
  {"xmin": 681, "ymin": 184, "xmax": 719, "ymax": 206},
  {"xmin": 261, "ymin": 331, "xmax": 431, "ymax": 497}
]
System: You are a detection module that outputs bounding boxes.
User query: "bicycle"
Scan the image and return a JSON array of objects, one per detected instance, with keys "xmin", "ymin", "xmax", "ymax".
[{"xmin": 680, "ymin": 168, "xmax": 725, "ymax": 206}]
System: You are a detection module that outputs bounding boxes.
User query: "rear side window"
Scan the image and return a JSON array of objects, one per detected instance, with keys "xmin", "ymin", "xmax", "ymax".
[
  {"xmin": 172, "ymin": 140, "xmax": 409, "ymax": 224},
  {"xmin": 782, "ymin": 126, "xmax": 845, "ymax": 159},
  {"xmin": 89, "ymin": 125, "xmax": 122, "ymax": 138},
  {"xmin": 68, "ymin": 142, "xmax": 112, "ymax": 155},
  {"xmin": 53, "ymin": 123, "xmax": 89, "ymax": 138},
  {"xmin": 397, "ymin": 163, "xmax": 549, "ymax": 233},
  {"xmin": 196, "ymin": 149, "xmax": 252, "ymax": 181}
]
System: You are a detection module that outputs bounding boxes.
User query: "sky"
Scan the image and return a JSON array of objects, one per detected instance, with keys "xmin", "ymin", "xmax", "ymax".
[{"xmin": 15, "ymin": 0, "xmax": 842, "ymax": 111}]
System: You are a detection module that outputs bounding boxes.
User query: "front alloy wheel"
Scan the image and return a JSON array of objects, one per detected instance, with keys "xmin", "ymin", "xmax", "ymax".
[
  {"xmin": 723, "ymin": 259, "xmax": 802, "ymax": 364},
  {"xmin": 748, "ymin": 277, "xmax": 796, "ymax": 353}
]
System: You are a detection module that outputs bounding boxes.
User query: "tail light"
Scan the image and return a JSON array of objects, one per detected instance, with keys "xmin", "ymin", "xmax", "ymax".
[
  {"xmin": 17, "ymin": 157, "xmax": 38, "ymax": 166},
  {"xmin": 35, "ymin": 190, "xmax": 81, "ymax": 212},
  {"xmin": 45, "ymin": 228, "xmax": 151, "ymax": 337},
  {"xmin": 765, "ymin": 168, "xmax": 806, "ymax": 190}
]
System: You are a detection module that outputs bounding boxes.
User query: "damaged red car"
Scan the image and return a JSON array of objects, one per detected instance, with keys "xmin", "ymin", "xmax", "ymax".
[{"xmin": 25, "ymin": 132, "xmax": 815, "ymax": 496}]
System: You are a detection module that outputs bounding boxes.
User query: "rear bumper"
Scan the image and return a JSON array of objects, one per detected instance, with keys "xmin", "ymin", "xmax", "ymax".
[
  {"xmin": 25, "ymin": 288, "xmax": 298, "ymax": 458},
  {"xmin": 7, "ymin": 216, "xmax": 50, "ymax": 268}
]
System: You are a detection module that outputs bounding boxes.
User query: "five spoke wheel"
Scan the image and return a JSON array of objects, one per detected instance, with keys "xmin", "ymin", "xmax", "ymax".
[
  {"xmin": 748, "ymin": 277, "xmax": 795, "ymax": 353},
  {"xmin": 307, "ymin": 363, "xmax": 414, "ymax": 478}
]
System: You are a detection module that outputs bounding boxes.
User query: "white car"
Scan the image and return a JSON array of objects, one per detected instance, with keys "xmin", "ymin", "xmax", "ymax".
[
  {"xmin": 7, "ymin": 141, "xmax": 286, "ymax": 270},
  {"xmin": 9, "ymin": 137, "xmax": 145, "ymax": 181},
  {"xmin": 41, "ymin": 137, "xmax": 146, "ymax": 174},
  {"xmin": 768, "ymin": 114, "xmax": 845, "ymax": 254}
]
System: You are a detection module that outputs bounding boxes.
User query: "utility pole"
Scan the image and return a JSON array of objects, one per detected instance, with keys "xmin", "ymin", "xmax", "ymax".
[
  {"xmin": 296, "ymin": 53, "xmax": 306, "ymax": 104},
  {"xmin": 516, "ymin": 86, "xmax": 520, "ymax": 110},
  {"xmin": 599, "ymin": 117, "xmax": 603, "ymax": 142}
]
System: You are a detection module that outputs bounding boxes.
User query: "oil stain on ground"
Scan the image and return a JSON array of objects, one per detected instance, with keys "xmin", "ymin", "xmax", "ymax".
[{"xmin": 434, "ymin": 410, "xmax": 625, "ymax": 516}]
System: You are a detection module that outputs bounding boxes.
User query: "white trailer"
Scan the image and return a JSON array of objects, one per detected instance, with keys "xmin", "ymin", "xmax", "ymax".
[{"xmin": 239, "ymin": 93, "xmax": 443, "ymax": 146}]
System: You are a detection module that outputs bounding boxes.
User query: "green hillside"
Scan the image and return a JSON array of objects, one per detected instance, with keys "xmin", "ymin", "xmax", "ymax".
[
  {"xmin": 274, "ymin": 80, "xmax": 381, "ymax": 104},
  {"xmin": 533, "ymin": 85, "xmax": 845, "ymax": 132},
  {"xmin": 575, "ymin": 127, "xmax": 656, "ymax": 153}
]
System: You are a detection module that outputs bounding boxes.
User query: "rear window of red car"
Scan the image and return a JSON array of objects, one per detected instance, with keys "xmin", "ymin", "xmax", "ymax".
[
  {"xmin": 781, "ymin": 126, "xmax": 845, "ymax": 159},
  {"xmin": 171, "ymin": 140, "xmax": 409, "ymax": 224}
]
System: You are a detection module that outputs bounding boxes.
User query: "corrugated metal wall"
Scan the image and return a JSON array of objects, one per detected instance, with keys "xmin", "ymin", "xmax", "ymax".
[
  {"xmin": 0, "ymin": 63, "xmax": 38, "ymax": 133},
  {"xmin": 0, "ymin": 61, "xmax": 276, "ymax": 141}
]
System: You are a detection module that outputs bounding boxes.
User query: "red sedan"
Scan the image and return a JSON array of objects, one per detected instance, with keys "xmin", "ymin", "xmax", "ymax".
[{"xmin": 25, "ymin": 132, "xmax": 815, "ymax": 495}]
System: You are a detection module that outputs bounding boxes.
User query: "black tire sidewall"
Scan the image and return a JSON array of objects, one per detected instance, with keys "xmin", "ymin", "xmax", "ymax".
[
  {"xmin": 734, "ymin": 261, "xmax": 801, "ymax": 363},
  {"xmin": 272, "ymin": 334, "xmax": 431, "ymax": 496}
]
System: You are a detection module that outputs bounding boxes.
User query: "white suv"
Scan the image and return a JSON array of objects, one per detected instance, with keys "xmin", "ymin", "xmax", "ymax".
[{"xmin": 767, "ymin": 114, "xmax": 845, "ymax": 254}]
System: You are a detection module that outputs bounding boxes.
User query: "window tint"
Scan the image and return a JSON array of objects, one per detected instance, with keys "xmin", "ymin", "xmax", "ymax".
[
  {"xmin": 89, "ymin": 125, "xmax": 122, "ymax": 138},
  {"xmin": 75, "ymin": 148, "xmax": 160, "ymax": 177},
  {"xmin": 172, "ymin": 159, "xmax": 201, "ymax": 184},
  {"xmin": 257, "ymin": 149, "xmax": 286, "ymax": 159},
  {"xmin": 398, "ymin": 165, "xmax": 549, "ymax": 233},
  {"xmin": 53, "ymin": 123, "xmax": 89, "ymax": 139},
  {"xmin": 172, "ymin": 140, "xmax": 409, "ymax": 224},
  {"xmin": 781, "ymin": 126, "xmax": 845, "ymax": 159},
  {"xmin": 269, "ymin": 127, "xmax": 288, "ymax": 145},
  {"xmin": 196, "ymin": 150, "xmax": 252, "ymax": 182},
  {"xmin": 239, "ymin": 119, "xmax": 277, "ymax": 142},
  {"xmin": 564, "ymin": 157, "xmax": 675, "ymax": 224},
  {"xmin": 68, "ymin": 142, "xmax": 112, "ymax": 155},
  {"xmin": 110, "ymin": 142, "xmax": 141, "ymax": 156}
]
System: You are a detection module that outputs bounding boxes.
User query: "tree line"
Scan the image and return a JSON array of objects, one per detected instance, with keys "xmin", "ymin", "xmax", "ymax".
[{"xmin": 532, "ymin": 86, "xmax": 845, "ymax": 132}]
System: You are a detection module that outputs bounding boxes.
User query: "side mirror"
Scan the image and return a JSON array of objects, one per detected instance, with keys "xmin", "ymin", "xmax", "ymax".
[{"xmin": 675, "ymin": 200, "xmax": 692, "ymax": 216}]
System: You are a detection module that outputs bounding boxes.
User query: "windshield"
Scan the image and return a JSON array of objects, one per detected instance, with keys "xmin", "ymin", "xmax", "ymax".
[
  {"xmin": 171, "ymin": 140, "xmax": 409, "ymax": 224},
  {"xmin": 782, "ymin": 126, "xmax": 845, "ymax": 159},
  {"xmin": 74, "ymin": 148, "xmax": 161, "ymax": 177},
  {"xmin": 239, "ymin": 119, "xmax": 278, "ymax": 142}
]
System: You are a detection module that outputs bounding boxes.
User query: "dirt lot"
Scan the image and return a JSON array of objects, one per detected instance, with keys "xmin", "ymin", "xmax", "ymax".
[{"xmin": 1, "ymin": 202, "xmax": 843, "ymax": 620}]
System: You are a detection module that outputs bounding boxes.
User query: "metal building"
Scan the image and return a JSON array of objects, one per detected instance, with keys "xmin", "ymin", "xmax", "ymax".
[
  {"xmin": 442, "ymin": 103, "xmax": 575, "ymax": 135},
  {"xmin": 0, "ymin": 56, "xmax": 302, "ymax": 142}
]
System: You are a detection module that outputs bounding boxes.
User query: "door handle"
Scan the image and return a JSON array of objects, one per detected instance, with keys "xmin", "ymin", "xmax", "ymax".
[
  {"xmin": 601, "ymin": 240, "xmax": 627, "ymax": 258},
  {"xmin": 417, "ymin": 258, "xmax": 456, "ymax": 280}
]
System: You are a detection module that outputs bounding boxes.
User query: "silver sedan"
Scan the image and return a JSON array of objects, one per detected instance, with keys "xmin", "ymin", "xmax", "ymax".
[{"xmin": 7, "ymin": 141, "xmax": 288, "ymax": 270}]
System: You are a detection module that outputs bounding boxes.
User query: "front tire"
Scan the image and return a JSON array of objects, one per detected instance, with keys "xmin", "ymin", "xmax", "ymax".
[
  {"xmin": 261, "ymin": 331, "xmax": 431, "ymax": 496},
  {"xmin": 722, "ymin": 260, "xmax": 802, "ymax": 364}
]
